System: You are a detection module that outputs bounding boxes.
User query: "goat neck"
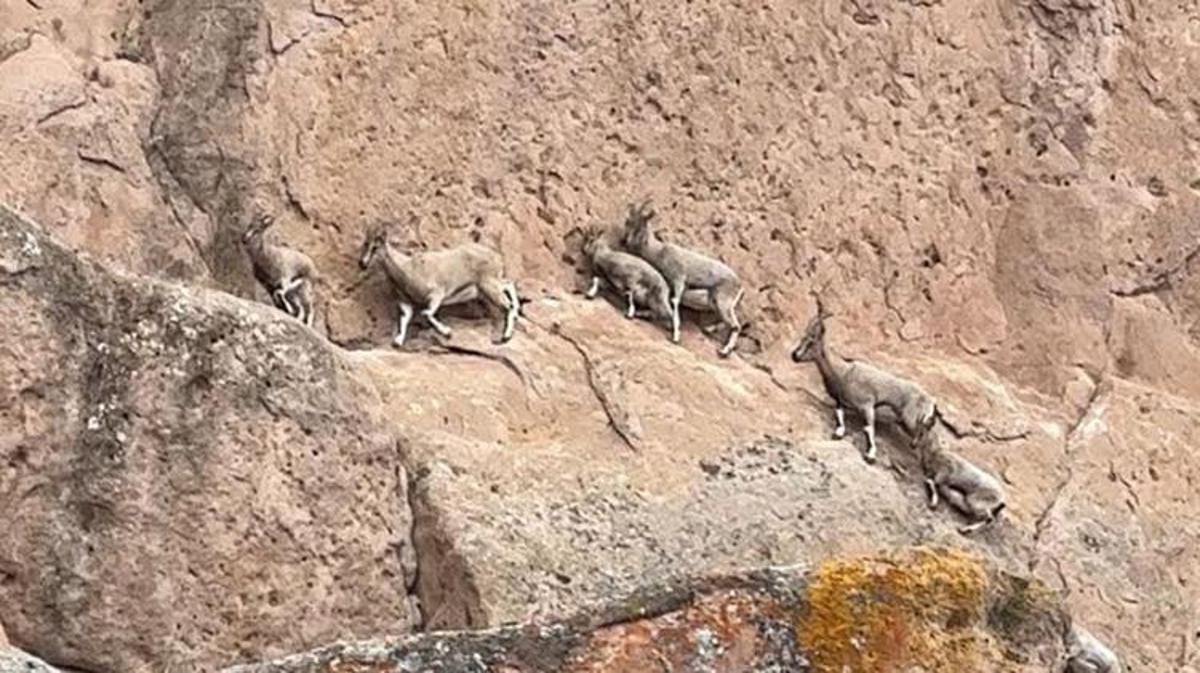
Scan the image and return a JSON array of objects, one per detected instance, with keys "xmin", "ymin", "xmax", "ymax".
[
  {"xmin": 810, "ymin": 331, "xmax": 851, "ymax": 385},
  {"xmin": 377, "ymin": 239, "xmax": 419, "ymax": 287}
]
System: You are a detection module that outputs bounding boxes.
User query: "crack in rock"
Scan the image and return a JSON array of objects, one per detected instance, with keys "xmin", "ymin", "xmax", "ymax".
[
  {"xmin": 77, "ymin": 150, "xmax": 126, "ymax": 174},
  {"xmin": 36, "ymin": 97, "xmax": 88, "ymax": 126},
  {"xmin": 1110, "ymin": 242, "xmax": 1200, "ymax": 297},
  {"xmin": 533, "ymin": 320, "xmax": 642, "ymax": 452},
  {"xmin": 310, "ymin": 0, "xmax": 348, "ymax": 27},
  {"xmin": 1029, "ymin": 377, "xmax": 1110, "ymax": 572},
  {"xmin": 426, "ymin": 343, "xmax": 536, "ymax": 399}
]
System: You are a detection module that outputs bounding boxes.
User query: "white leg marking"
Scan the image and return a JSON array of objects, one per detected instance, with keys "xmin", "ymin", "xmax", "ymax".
[
  {"xmin": 273, "ymin": 288, "xmax": 296, "ymax": 316},
  {"xmin": 585, "ymin": 276, "xmax": 600, "ymax": 299},
  {"xmin": 719, "ymin": 327, "xmax": 738, "ymax": 357},
  {"xmin": 625, "ymin": 292, "xmax": 637, "ymax": 319},
  {"xmin": 925, "ymin": 479, "xmax": 939, "ymax": 508},
  {"xmin": 393, "ymin": 303, "xmax": 414, "ymax": 347},
  {"xmin": 671, "ymin": 288, "xmax": 682, "ymax": 343},
  {"xmin": 833, "ymin": 408, "xmax": 846, "ymax": 439},
  {"xmin": 861, "ymin": 405, "xmax": 878, "ymax": 463},
  {"xmin": 425, "ymin": 310, "xmax": 452, "ymax": 336},
  {"xmin": 958, "ymin": 520, "xmax": 989, "ymax": 535},
  {"xmin": 502, "ymin": 301, "xmax": 516, "ymax": 341}
]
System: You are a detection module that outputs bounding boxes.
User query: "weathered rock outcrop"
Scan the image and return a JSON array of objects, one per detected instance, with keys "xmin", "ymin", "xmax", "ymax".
[
  {"xmin": 0, "ymin": 646, "xmax": 63, "ymax": 673},
  {"xmin": 225, "ymin": 549, "xmax": 1069, "ymax": 673},
  {"xmin": 0, "ymin": 206, "xmax": 417, "ymax": 672}
]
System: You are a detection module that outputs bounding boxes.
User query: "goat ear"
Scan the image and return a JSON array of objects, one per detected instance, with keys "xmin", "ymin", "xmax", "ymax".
[
  {"xmin": 814, "ymin": 295, "xmax": 831, "ymax": 320},
  {"xmin": 640, "ymin": 199, "xmax": 655, "ymax": 221},
  {"xmin": 804, "ymin": 311, "xmax": 822, "ymax": 335}
]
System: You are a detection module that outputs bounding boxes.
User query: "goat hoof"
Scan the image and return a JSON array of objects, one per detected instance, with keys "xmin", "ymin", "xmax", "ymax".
[{"xmin": 863, "ymin": 454, "xmax": 877, "ymax": 465}]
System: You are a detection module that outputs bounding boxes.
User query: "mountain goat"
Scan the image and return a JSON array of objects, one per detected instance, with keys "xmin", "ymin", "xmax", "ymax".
[
  {"xmin": 242, "ymin": 213, "xmax": 317, "ymax": 326},
  {"xmin": 791, "ymin": 299, "xmax": 937, "ymax": 462},
  {"xmin": 358, "ymin": 226, "xmax": 519, "ymax": 346},
  {"xmin": 1066, "ymin": 624, "xmax": 1122, "ymax": 673},
  {"xmin": 621, "ymin": 201, "xmax": 744, "ymax": 357},
  {"xmin": 912, "ymin": 430, "xmax": 1006, "ymax": 535}
]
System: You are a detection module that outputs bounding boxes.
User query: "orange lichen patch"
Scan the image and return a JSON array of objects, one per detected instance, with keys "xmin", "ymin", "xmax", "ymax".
[
  {"xmin": 797, "ymin": 548, "xmax": 1002, "ymax": 673},
  {"xmin": 568, "ymin": 590, "xmax": 791, "ymax": 673}
]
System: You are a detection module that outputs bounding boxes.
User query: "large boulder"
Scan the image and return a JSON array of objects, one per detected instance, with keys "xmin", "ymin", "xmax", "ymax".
[
  {"xmin": 0, "ymin": 206, "xmax": 417, "ymax": 672},
  {"xmin": 348, "ymin": 306, "xmax": 1037, "ymax": 632},
  {"xmin": 0, "ymin": 646, "xmax": 63, "ymax": 673},
  {"xmin": 224, "ymin": 548, "xmax": 1069, "ymax": 673}
]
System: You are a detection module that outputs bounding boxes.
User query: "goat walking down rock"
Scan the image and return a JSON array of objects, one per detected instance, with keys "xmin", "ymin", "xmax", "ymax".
[
  {"xmin": 1065, "ymin": 624, "xmax": 1122, "ymax": 673},
  {"xmin": 621, "ymin": 201, "xmax": 744, "ymax": 357},
  {"xmin": 791, "ymin": 299, "xmax": 937, "ymax": 462},
  {"xmin": 912, "ymin": 429, "xmax": 1006, "ymax": 535},
  {"xmin": 359, "ymin": 226, "xmax": 519, "ymax": 347},
  {"xmin": 242, "ymin": 213, "xmax": 317, "ymax": 326}
]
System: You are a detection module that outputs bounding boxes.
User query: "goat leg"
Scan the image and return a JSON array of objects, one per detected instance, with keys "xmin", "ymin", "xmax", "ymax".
[
  {"xmin": 861, "ymin": 404, "xmax": 878, "ymax": 463},
  {"xmin": 585, "ymin": 276, "xmax": 601, "ymax": 299},
  {"xmin": 393, "ymin": 302, "xmax": 414, "ymax": 347},
  {"xmin": 280, "ymin": 278, "xmax": 306, "ymax": 318},
  {"xmin": 272, "ymin": 287, "xmax": 296, "ymax": 317},
  {"xmin": 833, "ymin": 408, "xmax": 846, "ymax": 439},
  {"xmin": 958, "ymin": 519, "xmax": 991, "ymax": 535},
  {"xmin": 717, "ymin": 288, "xmax": 742, "ymax": 358},
  {"xmin": 423, "ymin": 295, "xmax": 452, "ymax": 337},
  {"xmin": 625, "ymin": 292, "xmax": 637, "ymax": 319},
  {"xmin": 505, "ymin": 282, "xmax": 524, "ymax": 317},
  {"xmin": 925, "ymin": 479, "xmax": 939, "ymax": 509},
  {"xmin": 669, "ymin": 284, "xmax": 684, "ymax": 343},
  {"xmin": 502, "ymin": 296, "xmax": 517, "ymax": 342}
]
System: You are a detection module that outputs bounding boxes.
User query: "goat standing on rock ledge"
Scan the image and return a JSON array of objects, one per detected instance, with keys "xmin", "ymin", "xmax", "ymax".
[
  {"xmin": 622, "ymin": 201, "xmax": 745, "ymax": 357},
  {"xmin": 582, "ymin": 224, "xmax": 673, "ymax": 323},
  {"xmin": 791, "ymin": 299, "xmax": 937, "ymax": 462},
  {"xmin": 242, "ymin": 213, "xmax": 317, "ymax": 326},
  {"xmin": 359, "ymin": 226, "xmax": 520, "ymax": 347}
]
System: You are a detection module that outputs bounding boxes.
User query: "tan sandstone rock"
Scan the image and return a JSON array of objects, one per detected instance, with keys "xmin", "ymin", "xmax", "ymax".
[{"xmin": 0, "ymin": 206, "xmax": 417, "ymax": 672}]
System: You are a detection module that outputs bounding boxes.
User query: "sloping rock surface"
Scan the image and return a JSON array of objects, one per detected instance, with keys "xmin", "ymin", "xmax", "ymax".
[{"xmin": 224, "ymin": 549, "xmax": 1068, "ymax": 673}]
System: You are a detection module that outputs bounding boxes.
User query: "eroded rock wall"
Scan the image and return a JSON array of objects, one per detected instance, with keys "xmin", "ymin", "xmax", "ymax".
[{"xmin": 2, "ymin": 0, "xmax": 1200, "ymax": 671}]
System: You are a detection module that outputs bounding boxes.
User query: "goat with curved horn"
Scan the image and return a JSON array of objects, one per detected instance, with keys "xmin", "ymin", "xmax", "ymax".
[
  {"xmin": 791, "ymin": 296, "xmax": 937, "ymax": 463},
  {"xmin": 359, "ymin": 223, "xmax": 519, "ymax": 347},
  {"xmin": 621, "ymin": 200, "xmax": 745, "ymax": 357},
  {"xmin": 242, "ymin": 212, "xmax": 318, "ymax": 326}
]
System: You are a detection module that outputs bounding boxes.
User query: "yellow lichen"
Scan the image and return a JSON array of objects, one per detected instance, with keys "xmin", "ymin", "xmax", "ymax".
[{"xmin": 797, "ymin": 548, "xmax": 1002, "ymax": 673}]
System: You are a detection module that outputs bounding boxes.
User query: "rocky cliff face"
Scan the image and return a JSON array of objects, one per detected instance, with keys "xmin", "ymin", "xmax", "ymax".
[{"xmin": 2, "ymin": 0, "xmax": 1199, "ymax": 671}]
